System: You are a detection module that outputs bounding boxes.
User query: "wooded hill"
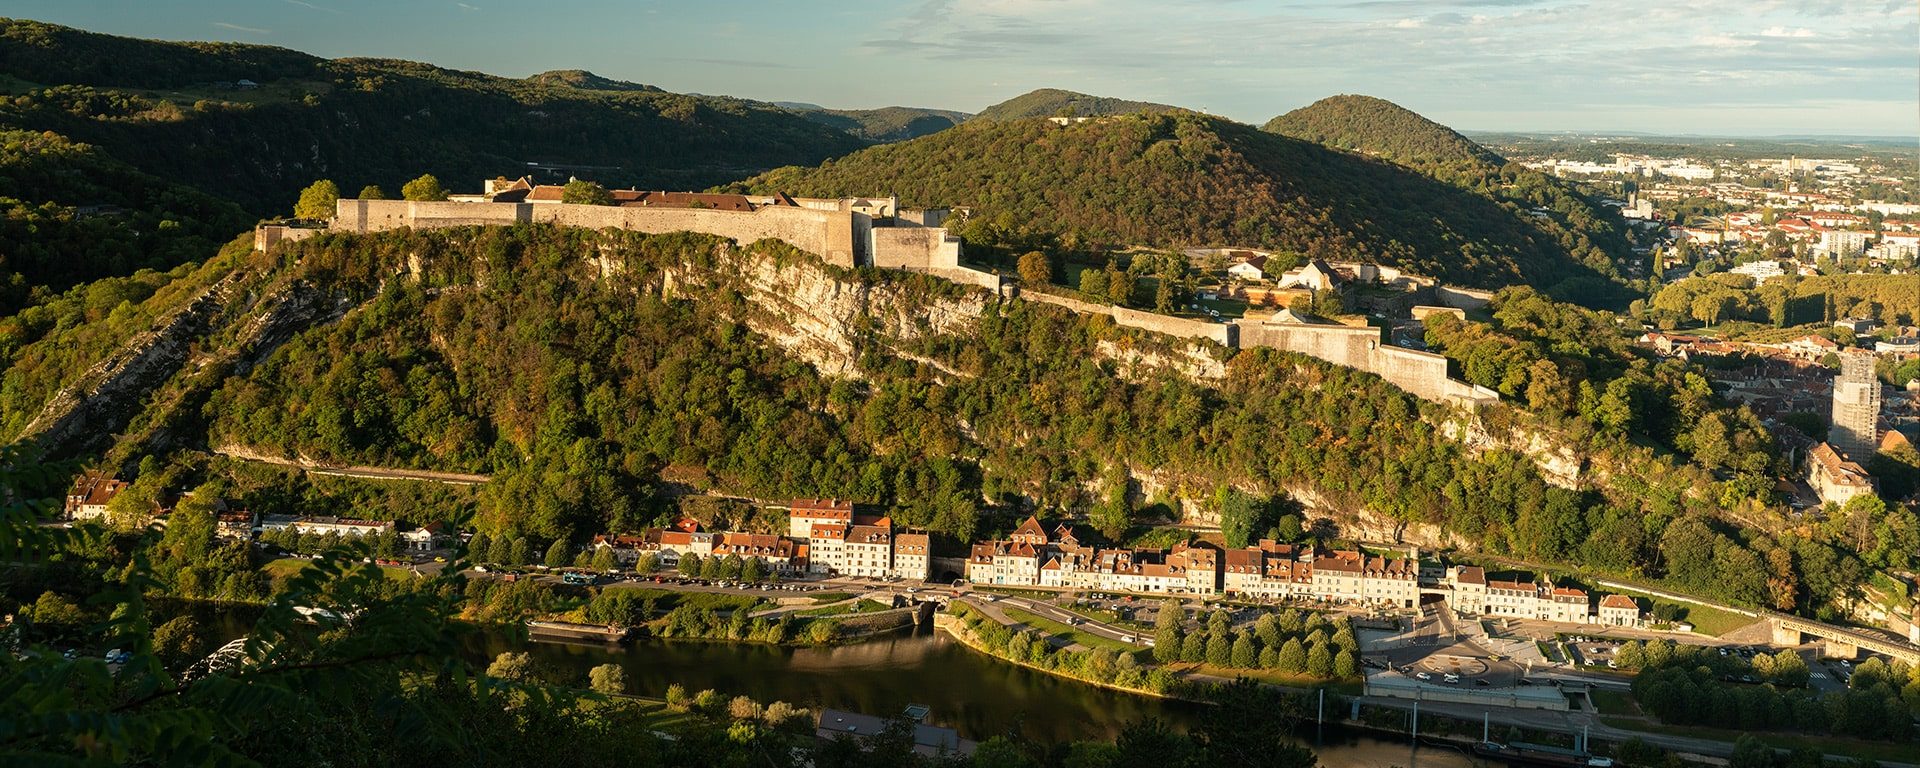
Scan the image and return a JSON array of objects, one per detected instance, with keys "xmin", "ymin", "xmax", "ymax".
[
  {"xmin": 734, "ymin": 111, "xmax": 1621, "ymax": 291},
  {"xmin": 971, "ymin": 88, "xmax": 1183, "ymax": 122},
  {"xmin": 11, "ymin": 224, "xmax": 1901, "ymax": 627},
  {"xmin": 0, "ymin": 19, "xmax": 868, "ymax": 214},
  {"xmin": 1266, "ymin": 95, "xmax": 1635, "ymax": 300},
  {"xmin": 785, "ymin": 105, "xmax": 971, "ymax": 142}
]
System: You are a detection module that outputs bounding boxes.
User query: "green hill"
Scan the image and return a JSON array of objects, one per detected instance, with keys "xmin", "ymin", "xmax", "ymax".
[
  {"xmin": 0, "ymin": 19, "xmax": 867, "ymax": 214},
  {"xmin": 971, "ymin": 88, "xmax": 1182, "ymax": 121},
  {"xmin": 789, "ymin": 105, "xmax": 970, "ymax": 142},
  {"xmin": 1264, "ymin": 94, "xmax": 1501, "ymax": 168},
  {"xmin": 1267, "ymin": 95, "xmax": 1635, "ymax": 298},
  {"xmin": 524, "ymin": 69, "xmax": 664, "ymax": 93},
  {"xmin": 734, "ymin": 111, "xmax": 1616, "ymax": 290}
]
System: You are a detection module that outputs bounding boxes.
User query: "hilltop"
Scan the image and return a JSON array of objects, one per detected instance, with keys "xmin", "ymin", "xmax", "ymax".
[
  {"xmin": 971, "ymin": 88, "xmax": 1183, "ymax": 121},
  {"xmin": 786, "ymin": 105, "xmax": 970, "ymax": 142},
  {"xmin": 523, "ymin": 69, "xmax": 664, "ymax": 92},
  {"xmin": 1267, "ymin": 95, "xmax": 1635, "ymax": 296},
  {"xmin": 734, "ymin": 112, "xmax": 1617, "ymax": 291},
  {"xmin": 1265, "ymin": 94, "xmax": 1502, "ymax": 169},
  {"xmin": 0, "ymin": 19, "xmax": 867, "ymax": 214}
]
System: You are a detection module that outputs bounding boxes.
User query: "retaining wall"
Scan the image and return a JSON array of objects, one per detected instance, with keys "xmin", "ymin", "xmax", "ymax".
[
  {"xmin": 1433, "ymin": 285, "xmax": 1494, "ymax": 311},
  {"xmin": 1021, "ymin": 291, "xmax": 1234, "ymax": 346},
  {"xmin": 1233, "ymin": 320, "xmax": 1497, "ymax": 408}
]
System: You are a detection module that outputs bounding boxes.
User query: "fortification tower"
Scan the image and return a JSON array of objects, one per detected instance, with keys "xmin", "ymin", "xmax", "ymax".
[{"xmin": 1830, "ymin": 349, "xmax": 1881, "ymax": 461}]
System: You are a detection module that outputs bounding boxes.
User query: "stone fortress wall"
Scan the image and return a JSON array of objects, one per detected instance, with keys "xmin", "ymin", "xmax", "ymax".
[{"xmin": 315, "ymin": 196, "xmax": 1491, "ymax": 408}]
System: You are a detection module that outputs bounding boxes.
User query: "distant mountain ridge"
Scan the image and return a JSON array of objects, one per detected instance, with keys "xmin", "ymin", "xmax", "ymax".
[
  {"xmin": 1266, "ymin": 94, "xmax": 1503, "ymax": 168},
  {"xmin": 971, "ymin": 88, "xmax": 1184, "ymax": 121},
  {"xmin": 784, "ymin": 105, "xmax": 972, "ymax": 142},
  {"xmin": 0, "ymin": 19, "xmax": 867, "ymax": 215}
]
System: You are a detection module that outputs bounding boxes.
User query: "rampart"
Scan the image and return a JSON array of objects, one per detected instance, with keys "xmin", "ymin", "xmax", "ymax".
[
  {"xmin": 1020, "ymin": 290, "xmax": 1235, "ymax": 346},
  {"xmin": 332, "ymin": 199, "xmax": 862, "ymax": 268},
  {"xmin": 1433, "ymin": 285, "xmax": 1494, "ymax": 311},
  {"xmin": 1233, "ymin": 320, "xmax": 1497, "ymax": 408}
]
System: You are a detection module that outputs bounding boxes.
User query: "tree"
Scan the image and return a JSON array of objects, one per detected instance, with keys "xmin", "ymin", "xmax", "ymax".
[
  {"xmin": 401, "ymin": 174, "xmax": 448, "ymax": 201},
  {"xmin": 1276, "ymin": 638, "xmax": 1306, "ymax": 672},
  {"xmin": 740, "ymin": 557, "xmax": 765, "ymax": 584},
  {"xmin": 562, "ymin": 179, "xmax": 613, "ymax": 205},
  {"xmin": 589, "ymin": 546, "xmax": 616, "ymax": 573},
  {"xmin": 544, "ymin": 539, "xmax": 571, "ymax": 569},
  {"xmin": 466, "ymin": 532, "xmax": 489, "ymax": 562},
  {"xmin": 1180, "ymin": 632, "xmax": 1205, "ymax": 663},
  {"xmin": 678, "ymin": 553, "xmax": 702, "ymax": 576},
  {"xmin": 1017, "ymin": 251, "xmax": 1052, "ymax": 286},
  {"xmin": 587, "ymin": 663, "xmax": 626, "ymax": 695},
  {"xmin": 1105, "ymin": 261, "xmax": 1132, "ymax": 305},
  {"xmin": 973, "ymin": 736, "xmax": 1035, "ymax": 768},
  {"xmin": 486, "ymin": 535, "xmax": 512, "ymax": 566},
  {"xmin": 1078, "ymin": 268, "xmax": 1108, "ymax": 297},
  {"xmin": 635, "ymin": 552, "xmax": 659, "ymax": 574},
  {"xmin": 1230, "ymin": 632, "xmax": 1257, "ymax": 668},
  {"xmin": 1334, "ymin": 649, "xmax": 1357, "ymax": 678},
  {"xmin": 727, "ymin": 695, "xmax": 763, "ymax": 721},
  {"xmin": 486, "ymin": 651, "xmax": 534, "ymax": 682},
  {"xmin": 1306, "ymin": 643, "xmax": 1333, "ymax": 678},
  {"xmin": 357, "ymin": 184, "xmax": 387, "ymax": 200},
  {"xmin": 1206, "ymin": 632, "xmax": 1232, "ymax": 667},
  {"xmin": 507, "ymin": 537, "xmax": 531, "ymax": 567},
  {"xmin": 1154, "ymin": 601, "xmax": 1183, "ymax": 663},
  {"xmin": 294, "ymin": 179, "xmax": 340, "ymax": 219},
  {"xmin": 151, "ymin": 615, "xmax": 204, "ymax": 668}
]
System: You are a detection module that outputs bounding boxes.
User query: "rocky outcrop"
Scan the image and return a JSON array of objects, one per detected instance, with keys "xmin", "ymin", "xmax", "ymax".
[
  {"xmin": 1443, "ymin": 414, "xmax": 1585, "ymax": 489},
  {"xmin": 19, "ymin": 271, "xmax": 248, "ymax": 457}
]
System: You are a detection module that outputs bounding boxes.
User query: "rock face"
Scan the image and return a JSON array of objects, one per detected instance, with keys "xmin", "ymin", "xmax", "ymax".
[{"xmin": 1444, "ymin": 414, "xmax": 1585, "ymax": 489}]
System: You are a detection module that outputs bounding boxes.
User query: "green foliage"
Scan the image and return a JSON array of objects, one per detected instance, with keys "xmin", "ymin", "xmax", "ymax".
[
  {"xmin": 736, "ymin": 112, "xmax": 1620, "ymax": 290},
  {"xmin": 356, "ymin": 184, "xmax": 387, "ymax": 200},
  {"xmin": 1266, "ymin": 95, "xmax": 1635, "ymax": 297},
  {"xmin": 0, "ymin": 19, "xmax": 867, "ymax": 216},
  {"xmin": 561, "ymin": 179, "xmax": 613, "ymax": 205},
  {"xmin": 0, "ymin": 128, "xmax": 249, "ymax": 314},
  {"xmin": 787, "ymin": 104, "xmax": 968, "ymax": 142},
  {"xmin": 1629, "ymin": 641, "xmax": 1918, "ymax": 742},
  {"xmin": 587, "ymin": 662, "xmax": 626, "ymax": 695},
  {"xmin": 293, "ymin": 179, "xmax": 338, "ymax": 219},
  {"xmin": 971, "ymin": 89, "xmax": 1183, "ymax": 122},
  {"xmin": 1017, "ymin": 250, "xmax": 1052, "ymax": 286},
  {"xmin": 401, "ymin": 174, "xmax": 447, "ymax": 202}
]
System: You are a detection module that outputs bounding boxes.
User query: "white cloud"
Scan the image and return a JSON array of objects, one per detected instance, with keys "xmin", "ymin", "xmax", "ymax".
[{"xmin": 1760, "ymin": 26, "xmax": 1816, "ymax": 37}]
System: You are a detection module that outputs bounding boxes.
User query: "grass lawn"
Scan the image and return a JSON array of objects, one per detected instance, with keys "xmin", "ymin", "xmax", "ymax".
[
  {"xmin": 1590, "ymin": 690, "xmax": 1638, "ymax": 715},
  {"xmin": 1603, "ymin": 586, "xmax": 1756, "ymax": 637},
  {"xmin": 808, "ymin": 592, "xmax": 855, "ymax": 604},
  {"xmin": 975, "ymin": 586, "xmax": 1059, "ymax": 600},
  {"xmin": 1059, "ymin": 603, "xmax": 1153, "ymax": 631},
  {"xmin": 1536, "ymin": 641, "xmax": 1566, "ymax": 664},
  {"xmin": 1183, "ymin": 663, "xmax": 1363, "ymax": 694},
  {"xmin": 262, "ymin": 557, "xmax": 416, "ymax": 581},
  {"xmin": 613, "ymin": 588, "xmax": 764, "ymax": 614},
  {"xmin": 1000, "ymin": 606, "xmax": 1145, "ymax": 656},
  {"xmin": 1596, "ymin": 717, "xmax": 1918, "ymax": 764}
]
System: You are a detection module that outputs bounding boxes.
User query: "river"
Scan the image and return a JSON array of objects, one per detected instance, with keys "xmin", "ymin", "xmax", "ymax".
[{"xmin": 183, "ymin": 603, "xmax": 1486, "ymax": 766}]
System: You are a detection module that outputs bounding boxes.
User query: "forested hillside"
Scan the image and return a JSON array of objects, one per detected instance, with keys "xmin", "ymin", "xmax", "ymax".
[
  {"xmin": 972, "ymin": 88, "xmax": 1182, "ymax": 121},
  {"xmin": 0, "ymin": 19, "xmax": 867, "ymax": 213},
  {"xmin": 734, "ymin": 112, "xmax": 1618, "ymax": 291},
  {"xmin": 1267, "ymin": 95, "xmax": 1635, "ymax": 298},
  {"xmin": 0, "ymin": 128, "xmax": 248, "ymax": 314},
  {"xmin": 787, "ymin": 105, "xmax": 970, "ymax": 142},
  {"xmin": 8, "ymin": 223, "xmax": 1890, "ymax": 624}
]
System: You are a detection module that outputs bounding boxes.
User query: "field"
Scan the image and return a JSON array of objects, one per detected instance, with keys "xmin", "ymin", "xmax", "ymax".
[
  {"xmin": 1183, "ymin": 663, "xmax": 1363, "ymax": 695},
  {"xmin": 1602, "ymin": 586, "xmax": 1757, "ymax": 637},
  {"xmin": 1000, "ymin": 606, "xmax": 1146, "ymax": 656},
  {"xmin": 1589, "ymin": 690, "xmax": 1638, "ymax": 715},
  {"xmin": 797, "ymin": 599, "xmax": 890, "ymax": 617}
]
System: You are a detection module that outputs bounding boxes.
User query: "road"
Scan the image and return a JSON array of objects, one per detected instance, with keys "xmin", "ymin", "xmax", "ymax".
[{"xmin": 214, "ymin": 447, "xmax": 491, "ymax": 485}]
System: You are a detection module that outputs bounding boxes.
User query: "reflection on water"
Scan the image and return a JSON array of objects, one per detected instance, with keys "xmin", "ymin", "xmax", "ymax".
[{"xmin": 189, "ymin": 603, "xmax": 1491, "ymax": 764}]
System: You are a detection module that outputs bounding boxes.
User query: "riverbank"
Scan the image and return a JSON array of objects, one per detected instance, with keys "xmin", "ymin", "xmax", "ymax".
[{"xmin": 936, "ymin": 611, "xmax": 1188, "ymax": 701}]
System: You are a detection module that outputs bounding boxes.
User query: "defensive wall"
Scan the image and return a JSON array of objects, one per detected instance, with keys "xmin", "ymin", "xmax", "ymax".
[
  {"xmin": 1432, "ymin": 285, "xmax": 1494, "ymax": 311},
  {"xmin": 333, "ymin": 199, "xmax": 863, "ymax": 268},
  {"xmin": 253, "ymin": 224, "xmax": 321, "ymax": 252},
  {"xmin": 1233, "ymin": 319, "xmax": 1498, "ymax": 407},
  {"xmin": 1019, "ymin": 290, "xmax": 1236, "ymax": 347}
]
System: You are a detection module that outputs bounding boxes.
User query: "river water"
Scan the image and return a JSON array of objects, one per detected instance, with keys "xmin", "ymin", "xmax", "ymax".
[{"xmin": 184, "ymin": 603, "xmax": 1485, "ymax": 766}]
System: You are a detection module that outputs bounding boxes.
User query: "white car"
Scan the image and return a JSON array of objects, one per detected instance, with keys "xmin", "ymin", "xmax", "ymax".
[
  {"xmin": 1443, "ymin": 673, "xmax": 1460, "ymax": 684},
  {"xmin": 1415, "ymin": 672, "xmax": 1432, "ymax": 681}
]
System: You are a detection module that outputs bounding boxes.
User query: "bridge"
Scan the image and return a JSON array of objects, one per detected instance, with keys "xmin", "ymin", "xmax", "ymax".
[{"xmin": 1765, "ymin": 612, "xmax": 1920, "ymax": 664}]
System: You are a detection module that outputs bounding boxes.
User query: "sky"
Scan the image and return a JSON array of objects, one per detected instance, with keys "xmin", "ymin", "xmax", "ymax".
[{"xmin": 11, "ymin": 0, "xmax": 1919, "ymax": 137}]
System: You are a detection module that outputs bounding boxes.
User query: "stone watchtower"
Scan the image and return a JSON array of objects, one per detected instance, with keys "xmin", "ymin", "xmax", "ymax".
[{"xmin": 1830, "ymin": 349, "xmax": 1881, "ymax": 461}]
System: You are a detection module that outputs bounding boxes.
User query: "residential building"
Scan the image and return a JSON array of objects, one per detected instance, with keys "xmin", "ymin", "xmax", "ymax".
[
  {"xmin": 843, "ymin": 524, "xmax": 894, "ymax": 579},
  {"xmin": 789, "ymin": 498, "xmax": 855, "ymax": 538},
  {"xmin": 1807, "ymin": 441, "xmax": 1876, "ymax": 506},
  {"xmin": 399, "ymin": 521, "xmax": 449, "ymax": 552},
  {"xmin": 64, "ymin": 471, "xmax": 129, "ymax": 522},
  {"xmin": 215, "ymin": 510, "xmax": 256, "ymax": 540},
  {"xmin": 1597, "ymin": 594, "xmax": 1641, "ymax": 627},
  {"xmin": 1227, "ymin": 256, "xmax": 1269, "ymax": 281},
  {"xmin": 1447, "ymin": 566, "xmax": 1489, "ymax": 614},
  {"xmin": 893, "ymin": 533, "xmax": 931, "ymax": 581},
  {"xmin": 807, "ymin": 524, "xmax": 848, "ymax": 574},
  {"xmin": 711, "ymin": 532, "xmax": 803, "ymax": 573}
]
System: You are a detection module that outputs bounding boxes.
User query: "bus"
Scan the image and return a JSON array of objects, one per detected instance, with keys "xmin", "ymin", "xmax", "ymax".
[{"xmin": 561, "ymin": 572, "xmax": 597, "ymax": 586}]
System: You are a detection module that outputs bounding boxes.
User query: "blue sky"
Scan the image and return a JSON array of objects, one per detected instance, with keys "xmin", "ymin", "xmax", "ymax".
[{"xmin": 12, "ymin": 0, "xmax": 1918, "ymax": 136}]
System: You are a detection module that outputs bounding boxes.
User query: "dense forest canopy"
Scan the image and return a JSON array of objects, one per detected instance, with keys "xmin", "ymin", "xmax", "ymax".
[
  {"xmin": 970, "ymin": 88, "xmax": 1183, "ymax": 122},
  {"xmin": 1267, "ymin": 95, "xmax": 1636, "ymax": 302},
  {"xmin": 734, "ymin": 112, "xmax": 1620, "ymax": 292},
  {"xmin": 0, "ymin": 18, "xmax": 869, "ymax": 215},
  {"xmin": 785, "ymin": 105, "xmax": 971, "ymax": 142}
]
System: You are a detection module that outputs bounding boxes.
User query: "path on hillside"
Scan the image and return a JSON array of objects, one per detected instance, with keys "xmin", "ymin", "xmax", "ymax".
[{"xmin": 213, "ymin": 446, "xmax": 490, "ymax": 485}]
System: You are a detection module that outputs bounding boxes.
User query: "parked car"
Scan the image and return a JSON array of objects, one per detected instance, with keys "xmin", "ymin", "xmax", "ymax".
[{"xmin": 1415, "ymin": 672, "xmax": 1432, "ymax": 681}]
